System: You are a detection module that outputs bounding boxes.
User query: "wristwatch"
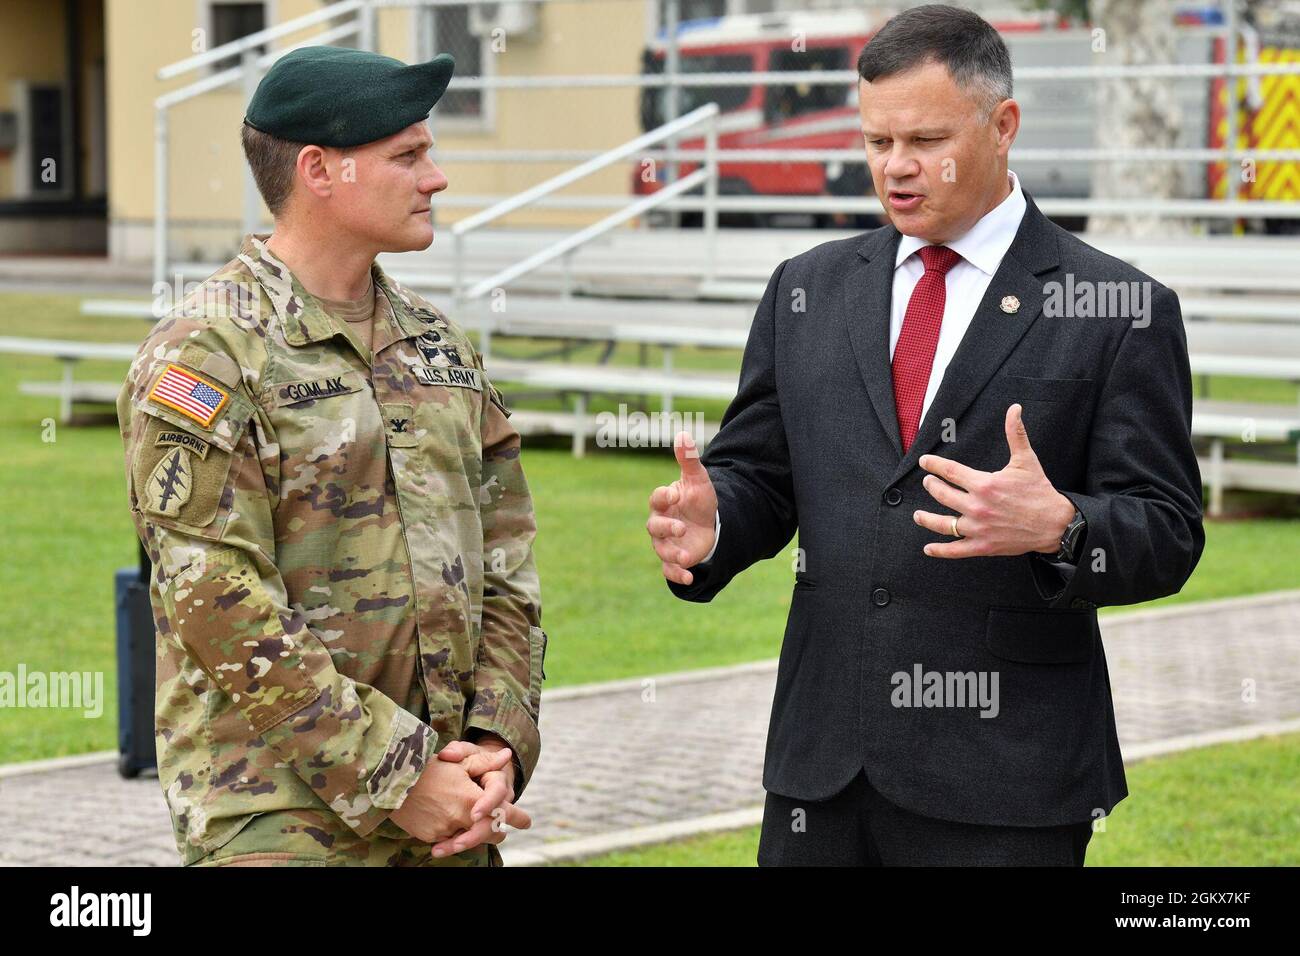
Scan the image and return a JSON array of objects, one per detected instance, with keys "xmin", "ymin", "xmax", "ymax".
[{"xmin": 1054, "ymin": 507, "xmax": 1087, "ymax": 563}]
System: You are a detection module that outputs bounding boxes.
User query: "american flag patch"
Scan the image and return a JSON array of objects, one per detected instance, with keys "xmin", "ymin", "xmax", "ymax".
[{"xmin": 147, "ymin": 364, "xmax": 231, "ymax": 428}]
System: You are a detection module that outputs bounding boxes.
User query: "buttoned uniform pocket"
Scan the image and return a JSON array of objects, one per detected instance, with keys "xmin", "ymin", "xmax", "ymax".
[
  {"xmin": 527, "ymin": 625, "xmax": 547, "ymax": 716},
  {"xmin": 263, "ymin": 369, "xmax": 387, "ymax": 486},
  {"xmin": 984, "ymin": 606, "xmax": 1097, "ymax": 664},
  {"xmin": 186, "ymin": 811, "xmax": 327, "ymax": 867}
]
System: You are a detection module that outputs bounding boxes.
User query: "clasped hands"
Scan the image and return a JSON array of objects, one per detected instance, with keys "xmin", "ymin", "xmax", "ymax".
[{"xmin": 389, "ymin": 731, "xmax": 532, "ymax": 858}]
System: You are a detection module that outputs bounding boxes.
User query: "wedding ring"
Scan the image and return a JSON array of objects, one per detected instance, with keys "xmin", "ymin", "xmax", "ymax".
[{"xmin": 951, "ymin": 516, "xmax": 963, "ymax": 539}]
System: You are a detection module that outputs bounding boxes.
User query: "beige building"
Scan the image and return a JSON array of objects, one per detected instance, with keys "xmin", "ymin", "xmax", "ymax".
[
  {"xmin": 0, "ymin": 0, "xmax": 669, "ymax": 262},
  {"xmin": 0, "ymin": 0, "xmax": 106, "ymax": 253}
]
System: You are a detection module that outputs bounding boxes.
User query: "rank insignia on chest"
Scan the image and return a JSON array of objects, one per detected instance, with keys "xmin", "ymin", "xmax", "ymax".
[
  {"xmin": 144, "ymin": 447, "xmax": 192, "ymax": 517},
  {"xmin": 147, "ymin": 364, "xmax": 231, "ymax": 428},
  {"xmin": 381, "ymin": 402, "xmax": 419, "ymax": 447}
]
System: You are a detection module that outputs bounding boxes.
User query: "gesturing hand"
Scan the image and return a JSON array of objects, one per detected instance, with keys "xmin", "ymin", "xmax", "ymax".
[
  {"xmin": 647, "ymin": 431, "xmax": 719, "ymax": 586},
  {"xmin": 913, "ymin": 404, "xmax": 1076, "ymax": 558}
]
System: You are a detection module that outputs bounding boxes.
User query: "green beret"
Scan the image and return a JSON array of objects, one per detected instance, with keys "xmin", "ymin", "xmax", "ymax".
[{"xmin": 244, "ymin": 46, "xmax": 455, "ymax": 147}]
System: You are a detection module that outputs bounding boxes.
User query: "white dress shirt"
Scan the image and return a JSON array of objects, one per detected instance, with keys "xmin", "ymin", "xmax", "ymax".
[
  {"xmin": 700, "ymin": 170, "xmax": 1027, "ymax": 565},
  {"xmin": 890, "ymin": 169, "xmax": 1026, "ymax": 424}
]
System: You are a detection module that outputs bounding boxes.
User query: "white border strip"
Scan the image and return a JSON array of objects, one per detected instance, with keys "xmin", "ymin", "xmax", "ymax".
[
  {"xmin": 1098, "ymin": 588, "xmax": 1300, "ymax": 627},
  {"xmin": 543, "ymin": 659, "xmax": 778, "ymax": 702},
  {"xmin": 0, "ymin": 750, "xmax": 117, "ymax": 780},
  {"xmin": 1121, "ymin": 717, "xmax": 1300, "ymax": 762},
  {"xmin": 502, "ymin": 806, "xmax": 765, "ymax": 867}
]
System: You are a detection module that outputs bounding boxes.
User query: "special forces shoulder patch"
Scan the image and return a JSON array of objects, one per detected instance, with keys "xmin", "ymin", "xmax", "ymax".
[
  {"xmin": 143, "ymin": 447, "xmax": 193, "ymax": 518},
  {"xmin": 147, "ymin": 364, "xmax": 231, "ymax": 428},
  {"xmin": 133, "ymin": 407, "xmax": 245, "ymax": 528}
]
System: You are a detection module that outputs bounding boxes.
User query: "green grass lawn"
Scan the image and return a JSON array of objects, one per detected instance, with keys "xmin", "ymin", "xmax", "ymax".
[
  {"xmin": 561, "ymin": 731, "xmax": 1300, "ymax": 866},
  {"xmin": 0, "ymin": 292, "xmax": 1297, "ymax": 763}
]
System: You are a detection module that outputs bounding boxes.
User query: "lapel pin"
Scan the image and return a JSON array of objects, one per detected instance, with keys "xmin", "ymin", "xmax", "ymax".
[{"xmin": 1000, "ymin": 295, "xmax": 1020, "ymax": 314}]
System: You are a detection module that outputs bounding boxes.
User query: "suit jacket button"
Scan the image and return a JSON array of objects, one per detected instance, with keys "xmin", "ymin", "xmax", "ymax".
[
  {"xmin": 872, "ymin": 587, "xmax": 891, "ymax": 607},
  {"xmin": 1070, "ymin": 597, "xmax": 1088, "ymax": 609},
  {"xmin": 884, "ymin": 487, "xmax": 902, "ymax": 506}
]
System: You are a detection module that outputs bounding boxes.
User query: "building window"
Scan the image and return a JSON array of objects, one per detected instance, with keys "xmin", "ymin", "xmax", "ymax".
[
  {"xmin": 418, "ymin": 4, "xmax": 491, "ymax": 130},
  {"xmin": 29, "ymin": 87, "xmax": 65, "ymax": 194},
  {"xmin": 210, "ymin": 2, "xmax": 267, "ymax": 72}
]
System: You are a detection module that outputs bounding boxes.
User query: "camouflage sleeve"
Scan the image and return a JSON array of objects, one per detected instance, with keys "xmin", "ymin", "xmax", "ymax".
[
  {"xmin": 464, "ymin": 353, "xmax": 545, "ymax": 797},
  {"xmin": 118, "ymin": 330, "xmax": 434, "ymax": 838}
]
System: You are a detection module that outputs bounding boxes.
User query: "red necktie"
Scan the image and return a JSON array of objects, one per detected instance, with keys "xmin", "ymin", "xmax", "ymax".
[{"xmin": 892, "ymin": 244, "xmax": 962, "ymax": 452}]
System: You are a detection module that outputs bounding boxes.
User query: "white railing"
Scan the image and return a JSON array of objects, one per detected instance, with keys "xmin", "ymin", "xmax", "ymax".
[
  {"xmin": 450, "ymin": 102, "xmax": 720, "ymax": 362},
  {"xmin": 443, "ymin": 60, "xmax": 1300, "ymax": 90}
]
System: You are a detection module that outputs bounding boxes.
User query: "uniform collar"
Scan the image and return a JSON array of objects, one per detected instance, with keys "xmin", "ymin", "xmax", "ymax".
[{"xmin": 238, "ymin": 233, "xmax": 429, "ymax": 349}]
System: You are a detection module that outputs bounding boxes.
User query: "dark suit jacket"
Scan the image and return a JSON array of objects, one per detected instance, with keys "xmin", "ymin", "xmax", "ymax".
[{"xmin": 668, "ymin": 194, "xmax": 1205, "ymax": 828}]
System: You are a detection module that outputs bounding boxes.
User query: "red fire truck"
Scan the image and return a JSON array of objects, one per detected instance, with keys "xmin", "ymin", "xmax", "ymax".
[{"xmin": 634, "ymin": 6, "xmax": 1297, "ymax": 231}]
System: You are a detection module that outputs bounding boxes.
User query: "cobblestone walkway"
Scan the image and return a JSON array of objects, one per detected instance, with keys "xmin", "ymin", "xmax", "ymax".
[{"xmin": 2, "ymin": 591, "xmax": 1296, "ymax": 866}]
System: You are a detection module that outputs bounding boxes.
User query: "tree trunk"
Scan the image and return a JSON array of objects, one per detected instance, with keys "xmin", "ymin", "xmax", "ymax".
[{"xmin": 1089, "ymin": 0, "xmax": 1190, "ymax": 236}]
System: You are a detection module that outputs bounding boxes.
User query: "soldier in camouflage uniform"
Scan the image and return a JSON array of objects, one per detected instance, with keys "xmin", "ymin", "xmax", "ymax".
[{"xmin": 115, "ymin": 47, "xmax": 545, "ymax": 867}]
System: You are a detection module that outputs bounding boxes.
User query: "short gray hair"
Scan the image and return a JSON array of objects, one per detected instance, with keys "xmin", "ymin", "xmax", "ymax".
[{"xmin": 856, "ymin": 4, "xmax": 1013, "ymax": 119}]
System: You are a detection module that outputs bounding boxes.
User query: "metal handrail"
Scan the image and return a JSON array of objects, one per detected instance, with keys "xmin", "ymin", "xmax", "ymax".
[
  {"xmin": 450, "ymin": 103, "xmax": 721, "ymax": 353},
  {"xmin": 157, "ymin": 1, "xmax": 365, "ymax": 80},
  {"xmin": 437, "ymin": 61, "xmax": 1300, "ymax": 92},
  {"xmin": 430, "ymin": 147, "xmax": 1300, "ymax": 164},
  {"xmin": 398, "ymin": 194, "xmax": 1300, "ymax": 219},
  {"xmin": 451, "ymin": 102, "xmax": 719, "ymax": 237},
  {"xmin": 463, "ymin": 167, "xmax": 712, "ymax": 366},
  {"xmin": 156, "ymin": 22, "xmax": 362, "ymax": 109},
  {"xmin": 451, "ymin": 105, "xmax": 721, "ymax": 362},
  {"xmin": 465, "ymin": 168, "xmax": 711, "ymax": 301},
  {"xmin": 146, "ymin": 0, "xmax": 1299, "ymax": 295}
]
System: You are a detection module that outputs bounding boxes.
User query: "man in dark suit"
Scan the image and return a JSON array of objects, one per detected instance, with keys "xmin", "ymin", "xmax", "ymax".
[{"xmin": 645, "ymin": 4, "xmax": 1204, "ymax": 866}]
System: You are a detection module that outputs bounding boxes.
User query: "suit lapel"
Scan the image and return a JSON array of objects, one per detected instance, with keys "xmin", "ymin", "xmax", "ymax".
[
  {"xmin": 889, "ymin": 194, "xmax": 1061, "ymax": 484},
  {"xmin": 844, "ymin": 223, "xmax": 905, "ymax": 459}
]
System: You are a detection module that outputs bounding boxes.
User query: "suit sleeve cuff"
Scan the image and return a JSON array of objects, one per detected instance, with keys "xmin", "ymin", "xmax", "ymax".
[
  {"xmin": 1028, "ymin": 491, "xmax": 1099, "ymax": 609},
  {"xmin": 700, "ymin": 510, "xmax": 721, "ymax": 564}
]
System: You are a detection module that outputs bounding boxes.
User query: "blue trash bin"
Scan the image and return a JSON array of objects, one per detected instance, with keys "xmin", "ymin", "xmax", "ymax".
[{"xmin": 114, "ymin": 556, "xmax": 156, "ymax": 779}]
